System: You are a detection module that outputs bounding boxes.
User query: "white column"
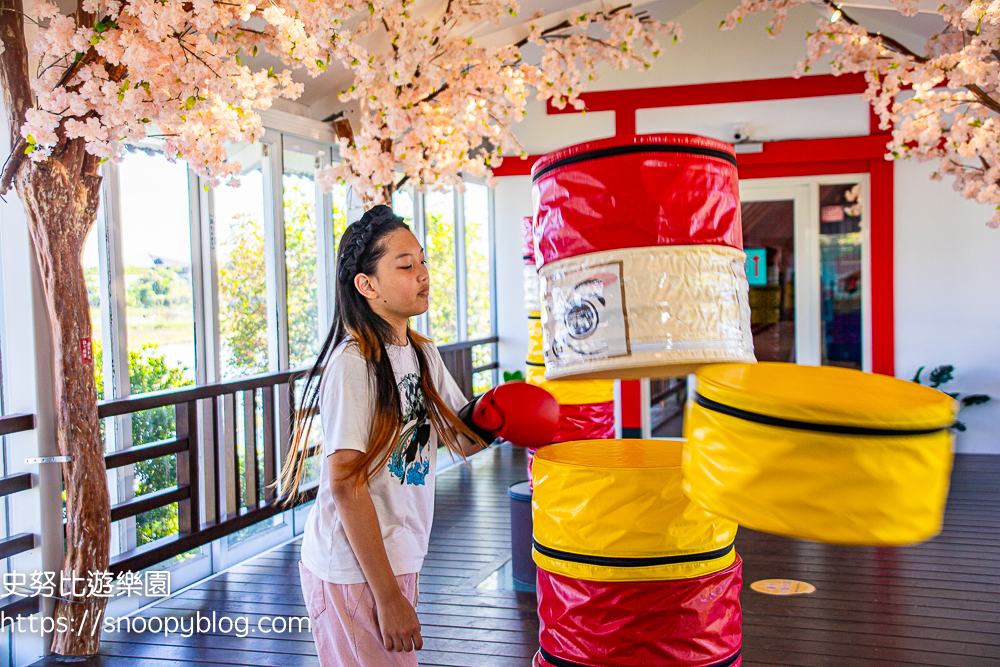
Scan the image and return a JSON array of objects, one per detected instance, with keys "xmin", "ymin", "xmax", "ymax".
[{"xmin": 0, "ymin": 182, "xmax": 60, "ymax": 666}]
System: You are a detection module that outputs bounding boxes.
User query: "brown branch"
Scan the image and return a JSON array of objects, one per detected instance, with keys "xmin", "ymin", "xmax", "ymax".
[
  {"xmin": 382, "ymin": 18, "xmax": 398, "ymax": 56},
  {"xmin": 513, "ymin": 3, "xmax": 636, "ymax": 48},
  {"xmin": 821, "ymin": 1, "xmax": 1000, "ymax": 119},
  {"xmin": 966, "ymin": 83, "xmax": 1000, "ymax": 115},
  {"xmin": 178, "ymin": 39, "xmax": 222, "ymax": 77},
  {"xmin": 0, "ymin": 5, "xmax": 39, "ymax": 25},
  {"xmin": 418, "ymin": 82, "xmax": 449, "ymax": 105},
  {"xmin": 821, "ymin": 0, "xmax": 928, "ymax": 61},
  {"xmin": 0, "ymin": 0, "xmax": 32, "ymax": 191}
]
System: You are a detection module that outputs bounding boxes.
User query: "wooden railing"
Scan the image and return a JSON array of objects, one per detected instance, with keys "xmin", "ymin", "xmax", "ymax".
[
  {"xmin": 438, "ymin": 335, "xmax": 499, "ymax": 398},
  {"xmin": 0, "ymin": 412, "xmax": 41, "ymax": 617},
  {"xmin": 99, "ymin": 335, "xmax": 498, "ymax": 575},
  {"xmin": 97, "ymin": 368, "xmax": 309, "ymax": 574}
]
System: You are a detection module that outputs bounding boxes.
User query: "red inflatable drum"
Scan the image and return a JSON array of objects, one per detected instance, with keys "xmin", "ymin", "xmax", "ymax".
[
  {"xmin": 551, "ymin": 402, "xmax": 615, "ymax": 442},
  {"xmin": 535, "ymin": 557, "xmax": 743, "ymax": 667},
  {"xmin": 531, "ymin": 134, "xmax": 755, "ymax": 381}
]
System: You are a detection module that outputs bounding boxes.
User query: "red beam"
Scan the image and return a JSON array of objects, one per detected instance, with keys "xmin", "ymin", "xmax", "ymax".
[
  {"xmin": 495, "ymin": 135, "xmax": 892, "ymax": 179},
  {"xmin": 738, "ymin": 160, "xmax": 872, "ymax": 180},
  {"xmin": 736, "ymin": 134, "xmax": 890, "ymax": 166},
  {"xmin": 491, "ymin": 154, "xmax": 542, "ymax": 177},
  {"xmin": 548, "ymin": 74, "xmax": 868, "ymax": 116}
]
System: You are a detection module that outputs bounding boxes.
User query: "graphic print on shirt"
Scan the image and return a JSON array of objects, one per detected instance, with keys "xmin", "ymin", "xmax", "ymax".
[{"xmin": 388, "ymin": 373, "xmax": 431, "ymax": 485}]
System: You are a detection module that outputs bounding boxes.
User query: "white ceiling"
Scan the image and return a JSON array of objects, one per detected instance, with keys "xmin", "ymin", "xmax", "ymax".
[{"xmin": 246, "ymin": 0, "xmax": 947, "ymax": 120}]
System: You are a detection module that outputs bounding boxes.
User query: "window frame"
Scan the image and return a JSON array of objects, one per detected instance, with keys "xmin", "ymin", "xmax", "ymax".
[
  {"xmin": 87, "ymin": 128, "xmax": 499, "ymax": 573},
  {"xmin": 416, "ymin": 177, "xmax": 498, "ymax": 389}
]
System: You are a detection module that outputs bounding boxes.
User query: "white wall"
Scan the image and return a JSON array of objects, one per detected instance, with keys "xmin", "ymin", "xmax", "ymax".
[
  {"xmin": 894, "ymin": 161, "xmax": 1000, "ymax": 454},
  {"xmin": 494, "ymin": 176, "xmax": 533, "ymax": 379}
]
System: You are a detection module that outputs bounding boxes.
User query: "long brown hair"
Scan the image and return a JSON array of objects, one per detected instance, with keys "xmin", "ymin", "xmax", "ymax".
[{"xmin": 273, "ymin": 206, "xmax": 484, "ymax": 506}]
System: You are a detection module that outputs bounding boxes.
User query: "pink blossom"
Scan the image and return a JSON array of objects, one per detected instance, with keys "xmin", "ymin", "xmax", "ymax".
[
  {"xmin": 20, "ymin": 0, "xmax": 676, "ymax": 196},
  {"xmin": 725, "ymin": 0, "xmax": 1000, "ymax": 226}
]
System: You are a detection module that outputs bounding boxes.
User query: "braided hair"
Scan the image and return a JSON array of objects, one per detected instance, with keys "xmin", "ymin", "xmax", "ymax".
[{"xmin": 337, "ymin": 204, "xmax": 405, "ymax": 285}]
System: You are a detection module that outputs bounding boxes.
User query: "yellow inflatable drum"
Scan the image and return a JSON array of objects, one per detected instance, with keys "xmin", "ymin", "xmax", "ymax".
[
  {"xmin": 532, "ymin": 440, "xmax": 737, "ymax": 582},
  {"xmin": 683, "ymin": 363, "xmax": 958, "ymax": 546}
]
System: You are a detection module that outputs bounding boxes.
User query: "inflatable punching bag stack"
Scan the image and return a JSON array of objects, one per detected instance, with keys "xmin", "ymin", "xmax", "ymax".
[
  {"xmin": 522, "ymin": 216, "xmax": 615, "ymax": 485},
  {"xmin": 525, "ymin": 133, "xmax": 959, "ymax": 666},
  {"xmin": 528, "ymin": 135, "xmax": 751, "ymax": 667}
]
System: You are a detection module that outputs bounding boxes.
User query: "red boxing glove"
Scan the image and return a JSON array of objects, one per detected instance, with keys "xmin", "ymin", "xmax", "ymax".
[{"xmin": 459, "ymin": 382, "xmax": 560, "ymax": 449}]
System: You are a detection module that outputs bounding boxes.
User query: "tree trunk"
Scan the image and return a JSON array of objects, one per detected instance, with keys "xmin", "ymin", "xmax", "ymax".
[
  {"xmin": 16, "ymin": 143, "xmax": 109, "ymax": 655},
  {"xmin": 0, "ymin": 0, "xmax": 111, "ymax": 656}
]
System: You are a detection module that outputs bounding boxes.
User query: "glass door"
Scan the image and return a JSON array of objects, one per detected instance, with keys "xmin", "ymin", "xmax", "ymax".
[
  {"xmin": 739, "ymin": 179, "xmax": 869, "ymax": 370},
  {"xmin": 646, "ymin": 177, "xmax": 870, "ymax": 438},
  {"xmin": 738, "ymin": 184, "xmax": 816, "ymax": 364},
  {"xmin": 818, "ymin": 184, "xmax": 865, "ymax": 370}
]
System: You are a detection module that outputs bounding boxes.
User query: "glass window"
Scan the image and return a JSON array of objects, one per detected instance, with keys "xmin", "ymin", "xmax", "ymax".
[
  {"xmin": 464, "ymin": 183, "xmax": 492, "ymax": 340},
  {"xmin": 283, "ymin": 143, "xmax": 324, "ymax": 368},
  {"xmin": 115, "ymin": 147, "xmax": 197, "ymax": 547},
  {"xmin": 215, "ymin": 143, "xmax": 269, "ymax": 379},
  {"xmin": 118, "ymin": 148, "xmax": 196, "ymax": 386},
  {"xmin": 424, "ymin": 190, "xmax": 458, "ymax": 344},
  {"xmin": 330, "ymin": 169, "xmax": 350, "ymax": 261},
  {"xmin": 82, "ymin": 226, "xmax": 105, "ymax": 401},
  {"xmin": 819, "ymin": 183, "xmax": 863, "ymax": 370},
  {"xmin": 392, "ymin": 187, "xmax": 424, "ymax": 334},
  {"xmin": 392, "ymin": 187, "xmax": 414, "ymax": 227},
  {"xmin": 472, "ymin": 343, "xmax": 494, "ymax": 395}
]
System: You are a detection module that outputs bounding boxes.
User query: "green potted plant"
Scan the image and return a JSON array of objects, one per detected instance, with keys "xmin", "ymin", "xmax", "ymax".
[{"xmin": 912, "ymin": 365, "xmax": 991, "ymax": 432}]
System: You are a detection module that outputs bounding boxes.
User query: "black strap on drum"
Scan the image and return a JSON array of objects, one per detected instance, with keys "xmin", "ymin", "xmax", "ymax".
[
  {"xmin": 532, "ymin": 144, "xmax": 738, "ymax": 182},
  {"xmin": 538, "ymin": 646, "xmax": 742, "ymax": 667},
  {"xmin": 693, "ymin": 393, "xmax": 949, "ymax": 436},
  {"xmin": 532, "ymin": 540, "xmax": 734, "ymax": 568}
]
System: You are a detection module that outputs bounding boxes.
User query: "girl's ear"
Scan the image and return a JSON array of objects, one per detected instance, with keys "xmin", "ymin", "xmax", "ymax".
[{"xmin": 354, "ymin": 273, "xmax": 379, "ymax": 300}]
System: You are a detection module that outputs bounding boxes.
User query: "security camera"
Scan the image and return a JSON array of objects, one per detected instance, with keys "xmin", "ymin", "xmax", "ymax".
[{"xmin": 731, "ymin": 124, "xmax": 751, "ymax": 144}]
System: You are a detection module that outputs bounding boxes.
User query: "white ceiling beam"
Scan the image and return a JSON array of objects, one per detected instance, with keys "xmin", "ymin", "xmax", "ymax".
[{"xmin": 470, "ymin": 0, "xmax": 661, "ymax": 49}]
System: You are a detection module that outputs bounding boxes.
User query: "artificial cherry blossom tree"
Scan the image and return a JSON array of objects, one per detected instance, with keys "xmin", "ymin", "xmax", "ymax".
[
  {"xmin": 723, "ymin": 0, "xmax": 1000, "ymax": 226},
  {"xmin": 316, "ymin": 0, "xmax": 681, "ymax": 202},
  {"xmin": 0, "ymin": 0, "xmax": 674, "ymax": 655}
]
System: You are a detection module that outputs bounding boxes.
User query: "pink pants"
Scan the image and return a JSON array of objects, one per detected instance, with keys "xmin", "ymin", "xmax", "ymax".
[{"xmin": 299, "ymin": 560, "xmax": 420, "ymax": 667}]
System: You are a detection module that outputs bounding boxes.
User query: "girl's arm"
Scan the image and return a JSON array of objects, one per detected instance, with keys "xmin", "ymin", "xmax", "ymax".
[
  {"xmin": 427, "ymin": 344, "xmax": 489, "ymax": 456},
  {"xmin": 328, "ymin": 449, "xmax": 423, "ymax": 653}
]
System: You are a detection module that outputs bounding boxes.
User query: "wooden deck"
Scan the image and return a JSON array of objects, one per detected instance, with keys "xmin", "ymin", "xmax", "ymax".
[{"xmin": 31, "ymin": 447, "xmax": 1000, "ymax": 667}]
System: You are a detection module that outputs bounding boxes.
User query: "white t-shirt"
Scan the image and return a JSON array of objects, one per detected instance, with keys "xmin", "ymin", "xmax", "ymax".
[{"xmin": 299, "ymin": 336, "xmax": 470, "ymax": 584}]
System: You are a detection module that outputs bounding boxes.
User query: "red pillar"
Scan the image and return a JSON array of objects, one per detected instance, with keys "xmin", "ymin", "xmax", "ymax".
[
  {"xmin": 869, "ymin": 158, "xmax": 895, "ymax": 376},
  {"xmin": 620, "ymin": 379, "xmax": 643, "ymax": 438}
]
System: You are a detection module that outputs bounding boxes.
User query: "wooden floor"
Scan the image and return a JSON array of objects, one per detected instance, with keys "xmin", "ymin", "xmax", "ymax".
[{"xmin": 32, "ymin": 447, "xmax": 1000, "ymax": 667}]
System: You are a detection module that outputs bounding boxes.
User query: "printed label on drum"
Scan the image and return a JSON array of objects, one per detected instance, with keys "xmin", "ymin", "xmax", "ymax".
[
  {"xmin": 750, "ymin": 579, "xmax": 816, "ymax": 595},
  {"xmin": 543, "ymin": 260, "xmax": 629, "ymax": 362}
]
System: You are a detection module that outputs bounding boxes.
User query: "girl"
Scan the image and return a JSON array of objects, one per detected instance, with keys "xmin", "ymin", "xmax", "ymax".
[{"xmin": 275, "ymin": 204, "xmax": 487, "ymax": 666}]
